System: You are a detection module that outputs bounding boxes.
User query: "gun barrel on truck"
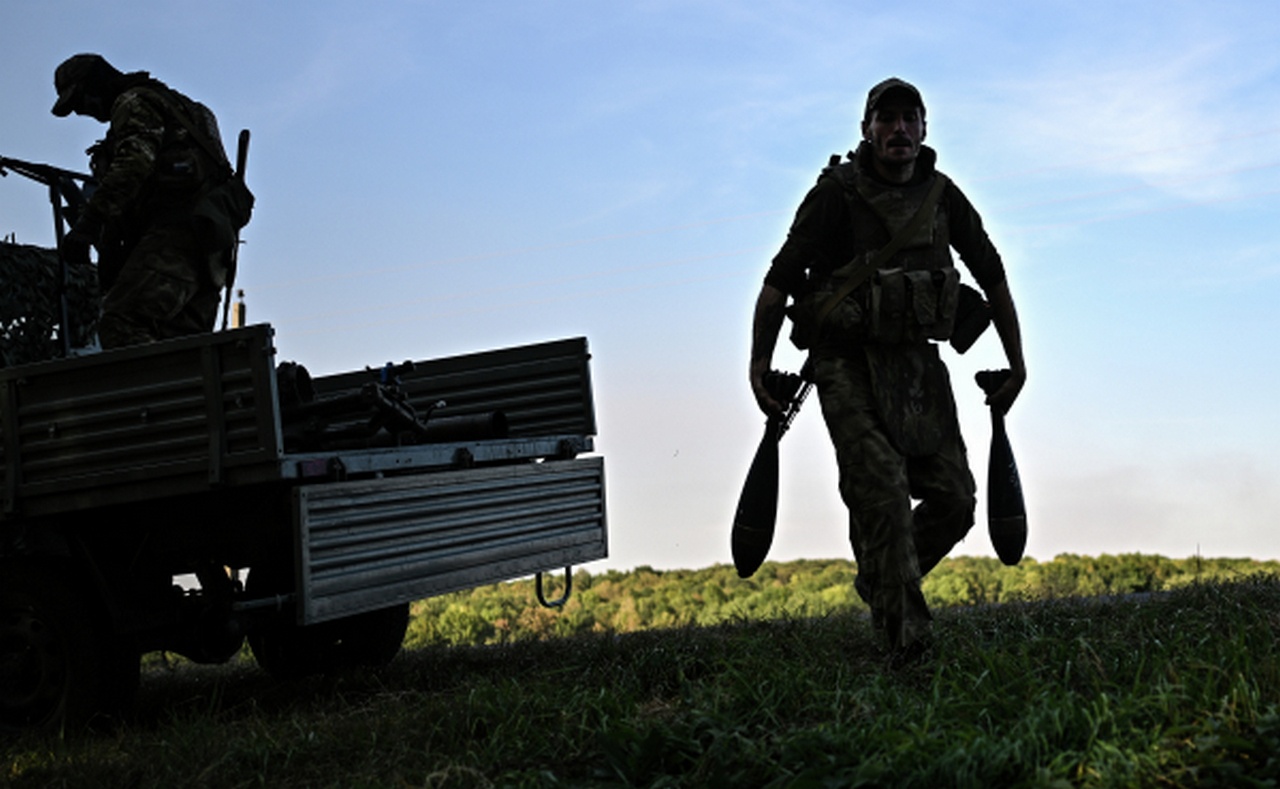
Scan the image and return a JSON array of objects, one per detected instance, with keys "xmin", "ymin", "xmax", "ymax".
[{"xmin": 0, "ymin": 325, "xmax": 607, "ymax": 730}]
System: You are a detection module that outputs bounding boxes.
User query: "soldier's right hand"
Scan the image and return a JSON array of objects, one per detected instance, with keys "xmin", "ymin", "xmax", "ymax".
[
  {"xmin": 749, "ymin": 359, "xmax": 785, "ymax": 418},
  {"xmin": 60, "ymin": 213, "xmax": 101, "ymax": 268},
  {"xmin": 59, "ymin": 227, "xmax": 92, "ymax": 268}
]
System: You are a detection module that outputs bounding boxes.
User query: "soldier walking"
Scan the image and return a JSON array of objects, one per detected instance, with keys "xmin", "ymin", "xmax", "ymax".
[{"xmin": 749, "ymin": 78, "xmax": 1027, "ymax": 662}]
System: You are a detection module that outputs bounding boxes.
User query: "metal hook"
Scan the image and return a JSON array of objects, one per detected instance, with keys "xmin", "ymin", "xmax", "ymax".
[{"xmin": 535, "ymin": 566, "xmax": 573, "ymax": 608}]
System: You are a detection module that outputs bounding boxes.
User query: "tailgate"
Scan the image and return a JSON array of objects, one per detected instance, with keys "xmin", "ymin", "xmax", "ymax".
[{"xmin": 292, "ymin": 457, "xmax": 606, "ymax": 624}]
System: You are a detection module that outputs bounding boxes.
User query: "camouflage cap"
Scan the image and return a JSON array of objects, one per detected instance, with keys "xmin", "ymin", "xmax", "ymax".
[
  {"xmin": 864, "ymin": 77, "xmax": 925, "ymax": 120},
  {"xmin": 52, "ymin": 53, "xmax": 117, "ymax": 117}
]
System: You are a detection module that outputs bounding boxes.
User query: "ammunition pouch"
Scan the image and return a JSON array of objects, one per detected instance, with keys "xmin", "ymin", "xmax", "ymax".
[
  {"xmin": 949, "ymin": 284, "xmax": 991, "ymax": 354},
  {"xmin": 787, "ymin": 256, "xmax": 871, "ymax": 350},
  {"xmin": 867, "ymin": 266, "xmax": 960, "ymax": 345},
  {"xmin": 192, "ymin": 175, "xmax": 254, "ymax": 252},
  {"xmin": 788, "ymin": 290, "xmax": 849, "ymax": 350},
  {"xmin": 153, "ymin": 146, "xmax": 210, "ymax": 195},
  {"xmin": 789, "ymin": 264, "xmax": 965, "ymax": 349},
  {"xmin": 146, "ymin": 85, "xmax": 254, "ymax": 253}
]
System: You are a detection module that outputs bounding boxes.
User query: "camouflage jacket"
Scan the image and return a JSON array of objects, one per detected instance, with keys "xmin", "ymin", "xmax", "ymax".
[{"xmin": 84, "ymin": 80, "xmax": 229, "ymax": 232}]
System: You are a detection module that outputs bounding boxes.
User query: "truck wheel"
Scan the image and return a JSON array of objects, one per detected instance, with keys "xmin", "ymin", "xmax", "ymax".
[
  {"xmin": 0, "ymin": 561, "xmax": 140, "ymax": 731},
  {"xmin": 246, "ymin": 562, "xmax": 409, "ymax": 679},
  {"xmin": 327, "ymin": 602, "xmax": 411, "ymax": 668}
]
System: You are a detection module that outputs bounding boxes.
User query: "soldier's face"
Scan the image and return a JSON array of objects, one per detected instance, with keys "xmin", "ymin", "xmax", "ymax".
[
  {"xmin": 78, "ymin": 90, "xmax": 113, "ymax": 123},
  {"xmin": 862, "ymin": 103, "xmax": 925, "ymax": 169},
  {"xmin": 63, "ymin": 84, "xmax": 112, "ymax": 123}
]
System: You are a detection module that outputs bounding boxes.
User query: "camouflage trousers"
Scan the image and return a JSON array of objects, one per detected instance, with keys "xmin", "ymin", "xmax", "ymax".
[
  {"xmin": 98, "ymin": 222, "xmax": 226, "ymax": 350},
  {"xmin": 811, "ymin": 344, "xmax": 976, "ymax": 652}
]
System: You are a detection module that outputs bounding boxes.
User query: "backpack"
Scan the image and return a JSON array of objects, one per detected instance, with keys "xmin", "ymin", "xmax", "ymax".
[{"xmin": 154, "ymin": 86, "xmax": 254, "ymax": 252}]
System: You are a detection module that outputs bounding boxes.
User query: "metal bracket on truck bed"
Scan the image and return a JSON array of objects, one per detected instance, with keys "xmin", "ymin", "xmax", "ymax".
[
  {"xmin": 283, "ymin": 434, "xmax": 592, "ymax": 480},
  {"xmin": 536, "ymin": 566, "xmax": 573, "ymax": 608}
]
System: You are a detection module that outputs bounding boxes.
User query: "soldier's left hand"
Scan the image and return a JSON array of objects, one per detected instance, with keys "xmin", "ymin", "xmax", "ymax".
[{"xmin": 985, "ymin": 366, "xmax": 1026, "ymax": 415}]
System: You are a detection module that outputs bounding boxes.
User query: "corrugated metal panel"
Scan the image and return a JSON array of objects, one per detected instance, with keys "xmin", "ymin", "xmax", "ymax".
[
  {"xmin": 0, "ymin": 325, "xmax": 283, "ymax": 517},
  {"xmin": 294, "ymin": 457, "xmax": 607, "ymax": 624},
  {"xmin": 308, "ymin": 337, "xmax": 596, "ymax": 439}
]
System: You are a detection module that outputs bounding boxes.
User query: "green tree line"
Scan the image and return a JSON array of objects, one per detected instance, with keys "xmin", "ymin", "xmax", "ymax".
[{"xmin": 405, "ymin": 553, "xmax": 1279, "ymax": 649}]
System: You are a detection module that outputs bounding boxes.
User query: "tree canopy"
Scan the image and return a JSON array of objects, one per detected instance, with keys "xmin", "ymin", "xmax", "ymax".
[{"xmin": 406, "ymin": 553, "xmax": 1278, "ymax": 648}]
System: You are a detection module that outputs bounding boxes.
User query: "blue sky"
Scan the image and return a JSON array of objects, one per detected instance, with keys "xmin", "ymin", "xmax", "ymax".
[{"xmin": 3, "ymin": 1, "xmax": 1278, "ymax": 571}]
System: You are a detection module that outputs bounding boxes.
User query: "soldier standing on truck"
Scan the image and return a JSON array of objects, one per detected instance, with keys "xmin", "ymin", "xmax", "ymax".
[
  {"xmin": 51, "ymin": 53, "xmax": 249, "ymax": 349},
  {"xmin": 748, "ymin": 78, "xmax": 1027, "ymax": 664}
]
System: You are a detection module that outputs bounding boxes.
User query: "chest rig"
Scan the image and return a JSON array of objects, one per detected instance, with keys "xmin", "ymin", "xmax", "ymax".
[
  {"xmin": 789, "ymin": 155, "xmax": 960, "ymax": 350},
  {"xmin": 836, "ymin": 161, "xmax": 960, "ymax": 345},
  {"xmin": 826, "ymin": 159, "xmax": 964, "ymax": 457}
]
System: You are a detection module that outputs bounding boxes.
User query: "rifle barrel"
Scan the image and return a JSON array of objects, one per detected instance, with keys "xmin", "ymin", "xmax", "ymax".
[{"xmin": 0, "ymin": 156, "xmax": 93, "ymax": 185}]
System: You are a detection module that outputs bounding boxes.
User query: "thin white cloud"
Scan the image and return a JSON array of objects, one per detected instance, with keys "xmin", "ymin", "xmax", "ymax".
[
  {"xmin": 976, "ymin": 38, "xmax": 1280, "ymax": 201},
  {"xmin": 253, "ymin": 8, "xmax": 419, "ymax": 130}
]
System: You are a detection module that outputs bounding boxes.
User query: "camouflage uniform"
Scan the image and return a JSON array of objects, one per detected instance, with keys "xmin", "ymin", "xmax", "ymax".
[
  {"xmin": 97, "ymin": 222, "xmax": 224, "ymax": 347},
  {"xmin": 765, "ymin": 142, "xmax": 1006, "ymax": 651},
  {"xmin": 70, "ymin": 72, "xmax": 230, "ymax": 349}
]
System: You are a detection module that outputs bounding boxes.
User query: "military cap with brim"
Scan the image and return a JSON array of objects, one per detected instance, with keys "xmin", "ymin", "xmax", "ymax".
[
  {"xmin": 864, "ymin": 77, "xmax": 926, "ymax": 119},
  {"xmin": 52, "ymin": 53, "xmax": 115, "ymax": 116}
]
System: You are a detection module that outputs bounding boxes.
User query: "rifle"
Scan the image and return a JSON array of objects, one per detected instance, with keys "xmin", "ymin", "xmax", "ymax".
[
  {"xmin": 1, "ymin": 155, "xmax": 97, "ymax": 357},
  {"xmin": 731, "ymin": 360, "xmax": 813, "ymax": 578},
  {"xmin": 0, "ymin": 156, "xmax": 94, "ymax": 205},
  {"xmin": 975, "ymin": 369, "xmax": 1027, "ymax": 565},
  {"xmin": 275, "ymin": 359, "xmax": 507, "ymax": 452}
]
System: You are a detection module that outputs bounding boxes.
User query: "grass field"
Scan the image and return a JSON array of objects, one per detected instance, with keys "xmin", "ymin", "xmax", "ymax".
[{"xmin": 4, "ymin": 575, "xmax": 1279, "ymax": 788}]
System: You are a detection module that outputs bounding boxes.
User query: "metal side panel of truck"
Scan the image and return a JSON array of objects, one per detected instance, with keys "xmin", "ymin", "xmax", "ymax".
[
  {"xmin": 0, "ymin": 324, "xmax": 286, "ymax": 518},
  {"xmin": 294, "ymin": 457, "xmax": 606, "ymax": 625},
  {"xmin": 0, "ymin": 324, "xmax": 607, "ymax": 730}
]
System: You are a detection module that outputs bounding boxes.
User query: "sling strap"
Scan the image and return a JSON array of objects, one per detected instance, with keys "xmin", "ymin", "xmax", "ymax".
[{"xmin": 812, "ymin": 172, "xmax": 949, "ymax": 331}]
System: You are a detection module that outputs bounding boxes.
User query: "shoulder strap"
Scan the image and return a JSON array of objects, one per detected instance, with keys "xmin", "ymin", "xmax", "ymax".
[{"xmin": 812, "ymin": 173, "xmax": 949, "ymax": 331}]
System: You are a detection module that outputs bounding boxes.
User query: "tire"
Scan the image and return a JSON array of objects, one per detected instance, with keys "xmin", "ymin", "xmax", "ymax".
[
  {"xmin": 330, "ymin": 602, "xmax": 410, "ymax": 668},
  {"xmin": 0, "ymin": 560, "xmax": 140, "ymax": 732},
  {"xmin": 245, "ymin": 561, "xmax": 409, "ymax": 680}
]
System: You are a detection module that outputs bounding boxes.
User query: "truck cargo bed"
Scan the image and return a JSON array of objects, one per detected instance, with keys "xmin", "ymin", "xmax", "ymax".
[{"xmin": 1, "ymin": 326, "xmax": 599, "ymax": 519}]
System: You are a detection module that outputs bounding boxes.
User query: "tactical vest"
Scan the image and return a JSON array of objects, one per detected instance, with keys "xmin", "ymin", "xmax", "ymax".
[
  {"xmin": 816, "ymin": 157, "xmax": 960, "ymax": 346},
  {"xmin": 819, "ymin": 158, "xmax": 965, "ymax": 457},
  {"xmin": 834, "ymin": 160, "xmax": 953, "ymax": 273}
]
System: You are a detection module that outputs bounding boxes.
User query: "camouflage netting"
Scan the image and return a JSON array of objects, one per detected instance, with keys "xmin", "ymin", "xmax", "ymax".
[{"xmin": 1, "ymin": 241, "xmax": 99, "ymax": 367}]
